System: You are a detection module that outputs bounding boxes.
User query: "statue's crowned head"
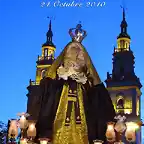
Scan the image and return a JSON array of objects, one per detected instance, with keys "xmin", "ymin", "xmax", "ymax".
[{"xmin": 69, "ymin": 23, "xmax": 87, "ymax": 43}]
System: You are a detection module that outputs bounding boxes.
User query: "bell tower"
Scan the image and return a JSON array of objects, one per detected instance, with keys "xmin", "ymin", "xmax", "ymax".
[
  {"xmin": 26, "ymin": 20, "xmax": 56, "ymax": 120},
  {"xmin": 36, "ymin": 20, "xmax": 56, "ymax": 84},
  {"xmin": 105, "ymin": 8, "xmax": 142, "ymax": 143}
]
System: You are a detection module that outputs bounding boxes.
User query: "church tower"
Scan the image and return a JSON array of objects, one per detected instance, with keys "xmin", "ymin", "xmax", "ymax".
[
  {"xmin": 26, "ymin": 20, "xmax": 56, "ymax": 120},
  {"xmin": 36, "ymin": 20, "xmax": 56, "ymax": 84},
  {"xmin": 105, "ymin": 9, "xmax": 142, "ymax": 143}
]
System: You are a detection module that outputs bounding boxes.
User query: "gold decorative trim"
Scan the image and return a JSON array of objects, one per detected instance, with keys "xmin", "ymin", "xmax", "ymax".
[
  {"xmin": 68, "ymin": 97, "xmax": 77, "ymax": 102},
  {"xmin": 52, "ymin": 83, "xmax": 88, "ymax": 144},
  {"xmin": 117, "ymin": 37, "xmax": 130, "ymax": 42},
  {"xmin": 37, "ymin": 65, "xmax": 51, "ymax": 68},
  {"xmin": 68, "ymin": 93, "xmax": 77, "ymax": 96},
  {"xmin": 42, "ymin": 46, "xmax": 56, "ymax": 50},
  {"xmin": 107, "ymin": 86, "xmax": 142, "ymax": 96}
]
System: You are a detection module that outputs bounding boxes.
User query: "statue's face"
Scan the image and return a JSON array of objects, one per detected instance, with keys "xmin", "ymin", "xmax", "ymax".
[{"xmin": 63, "ymin": 43, "xmax": 85, "ymax": 74}]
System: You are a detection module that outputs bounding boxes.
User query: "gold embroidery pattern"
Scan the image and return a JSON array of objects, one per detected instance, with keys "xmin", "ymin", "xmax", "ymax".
[
  {"xmin": 52, "ymin": 83, "xmax": 88, "ymax": 144},
  {"xmin": 68, "ymin": 97, "xmax": 77, "ymax": 102}
]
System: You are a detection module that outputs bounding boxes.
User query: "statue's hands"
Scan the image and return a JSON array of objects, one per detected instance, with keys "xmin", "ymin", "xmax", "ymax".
[
  {"xmin": 67, "ymin": 67, "xmax": 76, "ymax": 76},
  {"xmin": 57, "ymin": 66, "xmax": 67, "ymax": 75},
  {"xmin": 57, "ymin": 66, "xmax": 69, "ymax": 80}
]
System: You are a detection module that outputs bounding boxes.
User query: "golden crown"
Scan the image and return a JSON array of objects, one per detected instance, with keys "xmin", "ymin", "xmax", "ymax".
[{"xmin": 69, "ymin": 23, "xmax": 87, "ymax": 43}]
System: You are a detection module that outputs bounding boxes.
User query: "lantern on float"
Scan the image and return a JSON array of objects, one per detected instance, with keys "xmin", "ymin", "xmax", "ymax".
[
  {"xmin": 19, "ymin": 115, "xmax": 28, "ymax": 129},
  {"xmin": 8, "ymin": 120, "xmax": 18, "ymax": 139},
  {"xmin": 27, "ymin": 122, "xmax": 36, "ymax": 139},
  {"xmin": 125, "ymin": 122, "xmax": 138, "ymax": 142},
  {"xmin": 106, "ymin": 122, "xmax": 116, "ymax": 142}
]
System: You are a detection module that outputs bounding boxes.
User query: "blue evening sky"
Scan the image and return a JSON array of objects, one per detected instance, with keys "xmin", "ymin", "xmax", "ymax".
[{"xmin": 0, "ymin": 0, "xmax": 144, "ymax": 138}]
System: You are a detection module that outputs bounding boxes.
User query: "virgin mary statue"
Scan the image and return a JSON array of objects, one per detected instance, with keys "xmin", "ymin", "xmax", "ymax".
[{"xmin": 36, "ymin": 24, "xmax": 115, "ymax": 144}]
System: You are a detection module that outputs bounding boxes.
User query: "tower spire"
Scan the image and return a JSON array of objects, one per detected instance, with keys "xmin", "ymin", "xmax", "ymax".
[
  {"xmin": 105, "ymin": 5, "xmax": 142, "ymax": 89},
  {"xmin": 121, "ymin": 7, "xmax": 127, "ymax": 33},
  {"xmin": 49, "ymin": 19, "xmax": 52, "ymax": 30},
  {"xmin": 117, "ymin": 6, "xmax": 130, "ymax": 39},
  {"xmin": 46, "ymin": 20, "xmax": 53, "ymax": 43},
  {"xmin": 42, "ymin": 17, "xmax": 55, "ymax": 47},
  {"xmin": 122, "ymin": 7, "xmax": 125, "ymax": 21}
]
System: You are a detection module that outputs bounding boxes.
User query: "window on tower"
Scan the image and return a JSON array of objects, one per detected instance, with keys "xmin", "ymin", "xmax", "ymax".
[
  {"xmin": 136, "ymin": 99, "xmax": 140, "ymax": 116},
  {"xmin": 117, "ymin": 98, "xmax": 124, "ymax": 109},
  {"xmin": 118, "ymin": 44, "xmax": 120, "ymax": 48},
  {"xmin": 48, "ymin": 50, "xmax": 53, "ymax": 59},
  {"xmin": 116, "ymin": 96, "xmax": 124, "ymax": 114},
  {"xmin": 120, "ymin": 40, "xmax": 125, "ymax": 48},
  {"xmin": 41, "ymin": 70, "xmax": 46, "ymax": 78},
  {"xmin": 125, "ymin": 43, "xmax": 128, "ymax": 48},
  {"xmin": 116, "ymin": 93, "xmax": 125, "ymax": 114},
  {"xmin": 44, "ymin": 48, "xmax": 48, "ymax": 58},
  {"xmin": 123, "ymin": 28, "xmax": 125, "ymax": 32},
  {"xmin": 120, "ymin": 41, "xmax": 122, "ymax": 48}
]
